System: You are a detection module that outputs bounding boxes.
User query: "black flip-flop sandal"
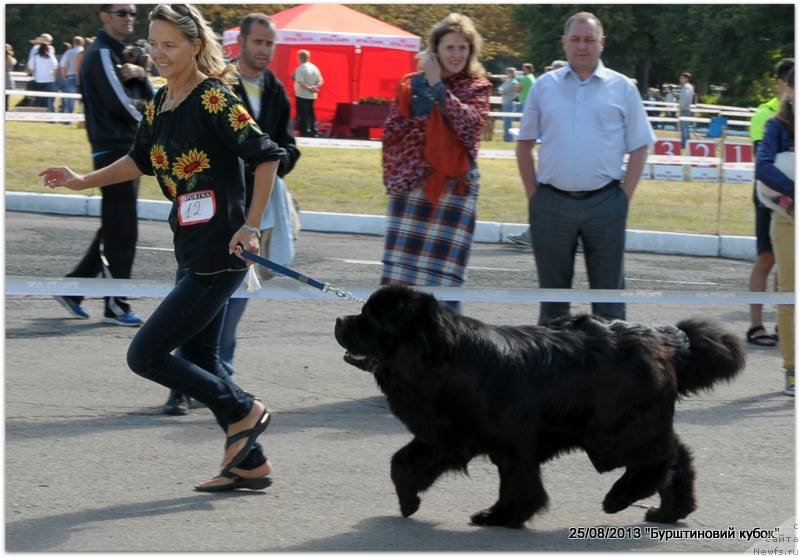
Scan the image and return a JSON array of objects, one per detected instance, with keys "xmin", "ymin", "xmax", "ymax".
[
  {"xmin": 194, "ymin": 470, "xmax": 273, "ymax": 493},
  {"xmin": 746, "ymin": 325, "xmax": 778, "ymax": 347},
  {"xmin": 222, "ymin": 406, "xmax": 271, "ymax": 474}
]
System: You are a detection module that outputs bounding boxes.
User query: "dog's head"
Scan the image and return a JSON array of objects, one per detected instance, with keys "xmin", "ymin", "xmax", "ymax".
[{"xmin": 334, "ymin": 285, "xmax": 456, "ymax": 372}]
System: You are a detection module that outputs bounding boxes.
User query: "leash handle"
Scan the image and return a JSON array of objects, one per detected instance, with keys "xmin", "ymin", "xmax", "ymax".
[
  {"xmin": 240, "ymin": 250, "xmax": 366, "ymax": 303},
  {"xmin": 240, "ymin": 250, "xmax": 327, "ymax": 290}
]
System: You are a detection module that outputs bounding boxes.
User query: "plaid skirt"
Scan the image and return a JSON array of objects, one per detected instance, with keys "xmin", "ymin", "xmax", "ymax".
[{"xmin": 381, "ymin": 173, "xmax": 478, "ymax": 287}]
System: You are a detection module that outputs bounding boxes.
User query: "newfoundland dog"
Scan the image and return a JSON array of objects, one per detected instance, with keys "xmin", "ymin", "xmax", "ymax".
[{"xmin": 334, "ymin": 286, "xmax": 745, "ymax": 529}]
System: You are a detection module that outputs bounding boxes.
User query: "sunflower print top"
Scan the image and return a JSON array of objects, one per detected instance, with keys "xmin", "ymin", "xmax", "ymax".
[{"xmin": 129, "ymin": 77, "xmax": 285, "ymax": 274}]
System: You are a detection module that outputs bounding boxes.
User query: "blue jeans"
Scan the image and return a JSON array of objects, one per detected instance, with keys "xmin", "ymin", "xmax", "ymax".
[
  {"xmin": 62, "ymin": 75, "xmax": 77, "ymax": 113},
  {"xmin": 680, "ymin": 108, "xmax": 691, "ymax": 149},
  {"xmin": 32, "ymin": 81, "xmax": 56, "ymax": 112},
  {"xmin": 219, "ymin": 296, "xmax": 249, "ymax": 376},
  {"xmin": 502, "ymin": 101, "xmax": 515, "ymax": 142},
  {"xmin": 127, "ymin": 266, "xmax": 266, "ymax": 468}
]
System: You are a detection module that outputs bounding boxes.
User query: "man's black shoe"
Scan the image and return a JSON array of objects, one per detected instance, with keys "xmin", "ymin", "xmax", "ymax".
[{"xmin": 163, "ymin": 390, "xmax": 189, "ymax": 415}]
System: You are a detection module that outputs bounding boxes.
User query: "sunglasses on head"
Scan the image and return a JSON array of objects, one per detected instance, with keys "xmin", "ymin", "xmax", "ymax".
[
  {"xmin": 170, "ymin": 4, "xmax": 191, "ymax": 17},
  {"xmin": 107, "ymin": 9, "xmax": 136, "ymax": 17}
]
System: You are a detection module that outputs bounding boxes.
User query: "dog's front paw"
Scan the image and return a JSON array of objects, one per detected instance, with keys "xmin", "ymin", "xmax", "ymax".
[
  {"xmin": 470, "ymin": 508, "xmax": 524, "ymax": 529},
  {"xmin": 398, "ymin": 494, "xmax": 420, "ymax": 517}
]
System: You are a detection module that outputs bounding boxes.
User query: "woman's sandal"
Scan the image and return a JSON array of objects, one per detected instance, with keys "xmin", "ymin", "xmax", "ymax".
[
  {"xmin": 194, "ymin": 470, "xmax": 273, "ymax": 493},
  {"xmin": 746, "ymin": 325, "xmax": 778, "ymax": 347},
  {"xmin": 222, "ymin": 403, "xmax": 272, "ymax": 474}
]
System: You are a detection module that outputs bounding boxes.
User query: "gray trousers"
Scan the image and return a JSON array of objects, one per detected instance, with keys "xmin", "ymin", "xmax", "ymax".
[{"xmin": 529, "ymin": 185, "xmax": 628, "ymax": 324}]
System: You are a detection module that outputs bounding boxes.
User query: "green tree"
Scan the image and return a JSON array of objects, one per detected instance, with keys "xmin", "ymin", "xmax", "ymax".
[
  {"xmin": 6, "ymin": 3, "xmax": 792, "ymax": 106},
  {"xmin": 511, "ymin": 4, "xmax": 793, "ymax": 104},
  {"xmin": 356, "ymin": 4, "xmax": 526, "ymax": 72}
]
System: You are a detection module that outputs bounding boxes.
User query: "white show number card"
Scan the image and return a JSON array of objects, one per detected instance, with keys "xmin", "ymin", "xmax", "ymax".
[{"xmin": 178, "ymin": 190, "xmax": 216, "ymax": 226}]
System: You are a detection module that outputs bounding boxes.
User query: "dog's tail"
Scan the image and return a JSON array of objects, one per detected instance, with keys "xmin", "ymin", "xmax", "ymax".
[{"xmin": 674, "ymin": 319, "xmax": 746, "ymax": 396}]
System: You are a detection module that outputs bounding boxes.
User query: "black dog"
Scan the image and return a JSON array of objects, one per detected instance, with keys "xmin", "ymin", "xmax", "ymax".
[{"xmin": 334, "ymin": 286, "xmax": 745, "ymax": 528}]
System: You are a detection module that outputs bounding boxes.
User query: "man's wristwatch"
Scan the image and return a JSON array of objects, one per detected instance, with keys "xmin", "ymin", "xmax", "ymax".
[{"xmin": 241, "ymin": 224, "xmax": 261, "ymax": 238}]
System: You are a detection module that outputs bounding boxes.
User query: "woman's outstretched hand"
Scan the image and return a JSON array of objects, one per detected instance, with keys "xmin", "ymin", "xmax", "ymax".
[{"xmin": 38, "ymin": 167, "xmax": 87, "ymax": 191}]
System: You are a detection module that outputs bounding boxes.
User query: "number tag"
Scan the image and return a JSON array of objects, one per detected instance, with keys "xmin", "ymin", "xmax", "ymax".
[{"xmin": 177, "ymin": 190, "xmax": 216, "ymax": 226}]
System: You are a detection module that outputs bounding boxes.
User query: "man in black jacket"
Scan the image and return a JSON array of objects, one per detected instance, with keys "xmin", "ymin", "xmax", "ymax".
[
  {"xmin": 54, "ymin": 4, "xmax": 153, "ymax": 326},
  {"xmin": 162, "ymin": 12, "xmax": 301, "ymax": 415}
]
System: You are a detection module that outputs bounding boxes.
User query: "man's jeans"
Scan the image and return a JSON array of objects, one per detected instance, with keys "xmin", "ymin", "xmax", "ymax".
[
  {"xmin": 219, "ymin": 296, "xmax": 248, "ymax": 376},
  {"xmin": 502, "ymin": 100, "xmax": 515, "ymax": 142},
  {"xmin": 680, "ymin": 108, "xmax": 691, "ymax": 149},
  {"xmin": 62, "ymin": 75, "xmax": 78, "ymax": 113}
]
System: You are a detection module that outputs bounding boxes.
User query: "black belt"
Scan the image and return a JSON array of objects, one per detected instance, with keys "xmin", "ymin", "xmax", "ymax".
[{"xmin": 539, "ymin": 180, "xmax": 620, "ymax": 200}]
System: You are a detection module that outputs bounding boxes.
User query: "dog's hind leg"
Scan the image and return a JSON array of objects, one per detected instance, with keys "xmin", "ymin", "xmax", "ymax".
[
  {"xmin": 645, "ymin": 437, "xmax": 697, "ymax": 523},
  {"xmin": 470, "ymin": 454, "xmax": 548, "ymax": 529},
  {"xmin": 390, "ymin": 438, "xmax": 468, "ymax": 518}
]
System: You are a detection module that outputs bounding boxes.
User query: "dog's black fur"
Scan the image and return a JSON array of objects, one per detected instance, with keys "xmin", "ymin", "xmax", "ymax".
[{"xmin": 334, "ymin": 285, "xmax": 745, "ymax": 528}]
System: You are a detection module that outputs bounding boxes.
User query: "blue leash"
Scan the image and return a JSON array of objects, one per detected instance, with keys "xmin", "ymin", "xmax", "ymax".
[{"xmin": 240, "ymin": 250, "xmax": 366, "ymax": 303}]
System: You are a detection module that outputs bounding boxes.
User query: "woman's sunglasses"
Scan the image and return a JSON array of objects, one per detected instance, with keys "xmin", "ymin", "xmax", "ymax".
[{"xmin": 107, "ymin": 9, "xmax": 136, "ymax": 18}]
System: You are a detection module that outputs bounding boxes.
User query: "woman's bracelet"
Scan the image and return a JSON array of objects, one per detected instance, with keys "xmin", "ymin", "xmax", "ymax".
[{"xmin": 240, "ymin": 224, "xmax": 261, "ymax": 238}]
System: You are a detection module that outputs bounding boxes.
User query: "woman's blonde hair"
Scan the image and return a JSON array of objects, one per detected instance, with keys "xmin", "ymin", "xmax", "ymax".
[
  {"xmin": 149, "ymin": 4, "xmax": 236, "ymax": 84},
  {"xmin": 420, "ymin": 13, "xmax": 485, "ymax": 78}
]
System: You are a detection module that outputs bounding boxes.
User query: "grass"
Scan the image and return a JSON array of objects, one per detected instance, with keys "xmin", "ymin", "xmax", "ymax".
[{"xmin": 5, "ymin": 120, "xmax": 755, "ymax": 236}]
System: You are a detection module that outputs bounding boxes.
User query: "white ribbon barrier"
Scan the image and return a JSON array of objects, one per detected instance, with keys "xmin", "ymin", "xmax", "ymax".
[
  {"xmin": 6, "ymin": 111, "xmax": 85, "ymax": 123},
  {"xmin": 5, "ymin": 276, "xmax": 794, "ymax": 305},
  {"xmin": 6, "ymin": 89, "xmax": 82, "ymax": 99}
]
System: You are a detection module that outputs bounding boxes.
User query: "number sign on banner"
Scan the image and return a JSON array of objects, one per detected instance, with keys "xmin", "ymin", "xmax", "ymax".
[
  {"xmin": 687, "ymin": 140, "xmax": 719, "ymax": 181},
  {"xmin": 688, "ymin": 140, "xmax": 716, "ymax": 159},
  {"xmin": 723, "ymin": 143, "xmax": 753, "ymax": 163},
  {"xmin": 653, "ymin": 139, "xmax": 683, "ymax": 180},
  {"xmin": 654, "ymin": 139, "xmax": 682, "ymax": 156}
]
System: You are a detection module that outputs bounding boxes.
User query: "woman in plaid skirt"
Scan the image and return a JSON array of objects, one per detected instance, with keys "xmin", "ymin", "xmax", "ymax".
[{"xmin": 380, "ymin": 13, "xmax": 492, "ymax": 310}]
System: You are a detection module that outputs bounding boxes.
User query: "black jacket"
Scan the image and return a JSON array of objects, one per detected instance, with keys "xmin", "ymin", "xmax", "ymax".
[
  {"xmin": 233, "ymin": 69, "xmax": 301, "ymax": 205},
  {"xmin": 79, "ymin": 29, "xmax": 154, "ymax": 152}
]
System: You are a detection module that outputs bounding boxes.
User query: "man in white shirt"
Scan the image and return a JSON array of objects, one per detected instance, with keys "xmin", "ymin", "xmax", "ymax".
[
  {"xmin": 515, "ymin": 11, "xmax": 655, "ymax": 324},
  {"xmin": 292, "ymin": 49, "xmax": 323, "ymax": 137},
  {"xmin": 59, "ymin": 36, "xmax": 84, "ymax": 113},
  {"xmin": 678, "ymin": 71, "xmax": 695, "ymax": 149}
]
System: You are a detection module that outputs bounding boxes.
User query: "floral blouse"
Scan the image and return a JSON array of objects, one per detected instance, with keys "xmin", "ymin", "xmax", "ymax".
[
  {"xmin": 129, "ymin": 77, "xmax": 285, "ymax": 273},
  {"xmin": 382, "ymin": 72, "xmax": 492, "ymax": 194}
]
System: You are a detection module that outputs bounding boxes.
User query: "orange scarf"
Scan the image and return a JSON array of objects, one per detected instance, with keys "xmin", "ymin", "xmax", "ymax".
[{"xmin": 395, "ymin": 73, "xmax": 471, "ymax": 207}]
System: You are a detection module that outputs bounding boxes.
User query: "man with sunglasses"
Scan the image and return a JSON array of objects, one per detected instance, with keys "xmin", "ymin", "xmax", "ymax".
[{"xmin": 55, "ymin": 4, "xmax": 153, "ymax": 326}]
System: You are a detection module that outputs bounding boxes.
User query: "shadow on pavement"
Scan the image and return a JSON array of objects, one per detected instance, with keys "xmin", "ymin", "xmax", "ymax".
[
  {"xmin": 5, "ymin": 493, "xmax": 262, "ymax": 551},
  {"xmin": 6, "ymin": 395, "xmax": 399, "ymax": 442},
  {"xmin": 277, "ymin": 514, "xmax": 663, "ymax": 552},
  {"xmin": 675, "ymin": 391, "xmax": 793, "ymax": 425},
  {"xmin": 5, "ymin": 413, "xmax": 210, "ymax": 441},
  {"xmin": 6, "ymin": 317, "xmax": 109, "ymax": 338}
]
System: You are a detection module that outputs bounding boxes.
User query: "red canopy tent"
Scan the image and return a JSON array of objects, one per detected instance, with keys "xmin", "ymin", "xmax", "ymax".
[{"xmin": 223, "ymin": 4, "xmax": 421, "ymax": 124}]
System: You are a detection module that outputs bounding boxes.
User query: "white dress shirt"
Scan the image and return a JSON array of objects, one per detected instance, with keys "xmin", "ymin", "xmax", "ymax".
[{"xmin": 517, "ymin": 60, "xmax": 655, "ymax": 191}]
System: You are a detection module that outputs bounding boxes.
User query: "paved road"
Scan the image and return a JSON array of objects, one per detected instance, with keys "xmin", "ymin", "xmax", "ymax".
[{"xmin": 5, "ymin": 212, "xmax": 794, "ymax": 551}]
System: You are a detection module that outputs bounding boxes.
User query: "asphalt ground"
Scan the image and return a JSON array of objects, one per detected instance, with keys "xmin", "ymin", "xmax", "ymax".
[{"xmin": 4, "ymin": 211, "xmax": 795, "ymax": 552}]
